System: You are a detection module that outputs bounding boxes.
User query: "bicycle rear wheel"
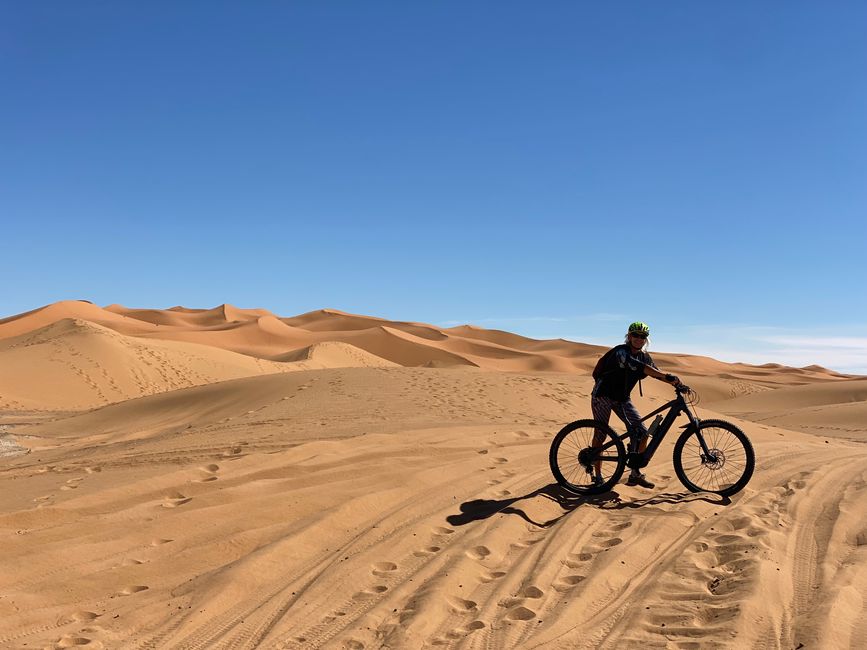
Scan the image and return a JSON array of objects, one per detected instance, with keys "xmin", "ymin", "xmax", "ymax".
[
  {"xmin": 549, "ymin": 419, "xmax": 626, "ymax": 495},
  {"xmin": 673, "ymin": 419, "xmax": 755, "ymax": 497}
]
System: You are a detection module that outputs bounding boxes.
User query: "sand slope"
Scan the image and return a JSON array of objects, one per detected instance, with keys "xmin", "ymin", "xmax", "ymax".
[
  {"xmin": 0, "ymin": 303, "xmax": 865, "ymax": 649},
  {"xmin": 708, "ymin": 378, "xmax": 867, "ymax": 440},
  {"xmin": 0, "ymin": 367, "xmax": 865, "ymax": 649}
]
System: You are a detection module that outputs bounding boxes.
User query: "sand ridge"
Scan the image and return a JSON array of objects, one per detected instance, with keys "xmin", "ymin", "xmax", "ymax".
[
  {"xmin": 0, "ymin": 301, "xmax": 853, "ymax": 411},
  {"xmin": 0, "ymin": 301, "xmax": 865, "ymax": 649}
]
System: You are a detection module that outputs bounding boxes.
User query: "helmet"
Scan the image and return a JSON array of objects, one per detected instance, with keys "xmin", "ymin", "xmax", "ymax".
[{"xmin": 628, "ymin": 321, "xmax": 650, "ymax": 335}]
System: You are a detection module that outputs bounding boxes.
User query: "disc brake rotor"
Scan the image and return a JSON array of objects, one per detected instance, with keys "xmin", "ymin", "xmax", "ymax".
[{"xmin": 702, "ymin": 448, "xmax": 725, "ymax": 470}]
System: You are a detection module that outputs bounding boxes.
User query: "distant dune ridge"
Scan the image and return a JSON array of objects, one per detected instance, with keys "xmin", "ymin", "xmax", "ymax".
[
  {"xmin": 1, "ymin": 301, "xmax": 866, "ymax": 649},
  {"xmin": 0, "ymin": 300, "xmax": 852, "ymax": 411}
]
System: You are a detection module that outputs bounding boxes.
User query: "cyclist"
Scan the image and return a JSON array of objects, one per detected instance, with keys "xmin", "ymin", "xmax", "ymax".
[{"xmin": 591, "ymin": 321, "xmax": 681, "ymax": 489}]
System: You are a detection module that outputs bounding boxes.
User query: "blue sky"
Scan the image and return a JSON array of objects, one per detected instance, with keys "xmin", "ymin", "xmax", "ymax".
[{"xmin": 3, "ymin": 2, "xmax": 866, "ymax": 373}]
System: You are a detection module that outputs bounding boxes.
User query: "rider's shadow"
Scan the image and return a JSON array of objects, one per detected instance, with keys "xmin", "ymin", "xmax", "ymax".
[
  {"xmin": 446, "ymin": 485, "xmax": 730, "ymax": 528},
  {"xmin": 445, "ymin": 483, "xmax": 618, "ymax": 528}
]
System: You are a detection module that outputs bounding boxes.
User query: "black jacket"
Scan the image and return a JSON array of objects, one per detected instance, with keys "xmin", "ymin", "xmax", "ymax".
[{"xmin": 592, "ymin": 344, "xmax": 656, "ymax": 401}]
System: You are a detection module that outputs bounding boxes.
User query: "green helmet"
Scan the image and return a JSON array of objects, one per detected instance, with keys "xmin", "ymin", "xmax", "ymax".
[{"xmin": 628, "ymin": 321, "xmax": 650, "ymax": 335}]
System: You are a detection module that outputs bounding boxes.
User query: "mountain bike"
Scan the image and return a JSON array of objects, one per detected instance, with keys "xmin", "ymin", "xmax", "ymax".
[{"xmin": 549, "ymin": 385, "xmax": 755, "ymax": 497}]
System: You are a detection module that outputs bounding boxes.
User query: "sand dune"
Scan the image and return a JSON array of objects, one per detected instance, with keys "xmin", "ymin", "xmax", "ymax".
[
  {"xmin": 708, "ymin": 378, "xmax": 867, "ymax": 440},
  {"xmin": 0, "ymin": 301, "xmax": 850, "ymax": 389},
  {"xmin": 276, "ymin": 341, "xmax": 398, "ymax": 369},
  {"xmin": 106, "ymin": 303, "xmax": 275, "ymax": 328},
  {"xmin": 0, "ymin": 318, "xmax": 293, "ymax": 411},
  {"xmin": 0, "ymin": 301, "xmax": 865, "ymax": 649},
  {"xmin": 0, "ymin": 300, "xmax": 150, "ymax": 339}
]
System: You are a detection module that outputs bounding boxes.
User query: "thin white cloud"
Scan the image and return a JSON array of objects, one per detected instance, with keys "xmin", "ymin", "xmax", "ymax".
[
  {"xmin": 757, "ymin": 336, "xmax": 867, "ymax": 349},
  {"xmin": 437, "ymin": 319, "xmax": 867, "ymax": 374},
  {"xmin": 655, "ymin": 328, "xmax": 867, "ymax": 375}
]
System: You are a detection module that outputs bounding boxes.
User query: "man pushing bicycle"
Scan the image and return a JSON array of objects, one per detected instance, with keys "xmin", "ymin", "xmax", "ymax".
[{"xmin": 591, "ymin": 321, "xmax": 682, "ymax": 489}]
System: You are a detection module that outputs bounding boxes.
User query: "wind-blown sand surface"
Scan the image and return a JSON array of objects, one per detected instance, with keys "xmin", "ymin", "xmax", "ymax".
[{"xmin": 0, "ymin": 301, "xmax": 864, "ymax": 649}]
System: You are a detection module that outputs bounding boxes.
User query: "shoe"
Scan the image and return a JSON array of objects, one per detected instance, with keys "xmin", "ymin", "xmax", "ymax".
[
  {"xmin": 626, "ymin": 473, "xmax": 655, "ymax": 489},
  {"xmin": 591, "ymin": 475, "xmax": 605, "ymax": 488}
]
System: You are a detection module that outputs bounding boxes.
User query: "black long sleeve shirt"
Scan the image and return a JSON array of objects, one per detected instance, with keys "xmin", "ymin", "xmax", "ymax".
[{"xmin": 591, "ymin": 344, "xmax": 657, "ymax": 401}]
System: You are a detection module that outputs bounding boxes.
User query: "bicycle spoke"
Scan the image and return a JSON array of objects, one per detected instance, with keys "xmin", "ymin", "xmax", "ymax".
[
  {"xmin": 551, "ymin": 421, "xmax": 627, "ymax": 492},
  {"xmin": 677, "ymin": 425, "xmax": 751, "ymax": 493}
]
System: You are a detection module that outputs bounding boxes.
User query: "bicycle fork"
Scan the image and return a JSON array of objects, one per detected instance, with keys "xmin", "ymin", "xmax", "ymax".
[{"xmin": 682, "ymin": 402, "xmax": 718, "ymax": 463}]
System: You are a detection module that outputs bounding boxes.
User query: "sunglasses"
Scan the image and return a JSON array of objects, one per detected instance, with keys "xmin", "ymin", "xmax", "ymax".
[{"xmin": 630, "ymin": 332, "xmax": 648, "ymax": 339}]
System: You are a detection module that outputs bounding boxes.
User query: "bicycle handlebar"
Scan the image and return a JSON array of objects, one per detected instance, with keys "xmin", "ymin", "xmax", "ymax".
[{"xmin": 675, "ymin": 384, "xmax": 692, "ymax": 394}]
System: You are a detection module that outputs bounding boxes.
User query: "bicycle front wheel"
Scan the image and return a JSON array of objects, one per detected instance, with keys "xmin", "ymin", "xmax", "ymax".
[
  {"xmin": 673, "ymin": 419, "xmax": 755, "ymax": 497},
  {"xmin": 549, "ymin": 419, "xmax": 626, "ymax": 495}
]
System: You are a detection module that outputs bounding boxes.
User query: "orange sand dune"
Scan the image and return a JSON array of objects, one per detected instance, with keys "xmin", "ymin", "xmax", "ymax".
[
  {"xmin": 106, "ymin": 303, "xmax": 275, "ymax": 327},
  {"xmin": 0, "ymin": 300, "xmax": 153, "ymax": 339},
  {"xmin": 0, "ymin": 302, "xmax": 853, "ymax": 390},
  {"xmin": 0, "ymin": 318, "xmax": 292, "ymax": 411},
  {"xmin": 139, "ymin": 316, "xmax": 314, "ymax": 359},
  {"xmin": 708, "ymin": 377, "xmax": 867, "ymax": 440},
  {"xmin": 276, "ymin": 341, "xmax": 398, "ymax": 369}
]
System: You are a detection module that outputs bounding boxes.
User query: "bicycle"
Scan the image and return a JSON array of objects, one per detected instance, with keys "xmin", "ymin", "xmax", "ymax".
[{"xmin": 549, "ymin": 385, "xmax": 755, "ymax": 497}]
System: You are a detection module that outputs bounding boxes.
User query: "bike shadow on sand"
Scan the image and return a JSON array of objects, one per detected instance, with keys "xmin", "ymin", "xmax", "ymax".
[{"xmin": 446, "ymin": 483, "xmax": 731, "ymax": 529}]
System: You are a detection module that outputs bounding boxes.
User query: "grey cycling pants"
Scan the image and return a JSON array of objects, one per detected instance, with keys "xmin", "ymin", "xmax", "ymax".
[{"xmin": 591, "ymin": 395, "xmax": 648, "ymax": 437}]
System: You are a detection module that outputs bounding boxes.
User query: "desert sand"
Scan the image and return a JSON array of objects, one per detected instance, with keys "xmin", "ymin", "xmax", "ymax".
[{"xmin": 0, "ymin": 301, "xmax": 865, "ymax": 649}]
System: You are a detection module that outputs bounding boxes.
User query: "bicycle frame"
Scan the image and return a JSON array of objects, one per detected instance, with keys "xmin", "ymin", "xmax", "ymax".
[{"xmin": 605, "ymin": 389, "xmax": 708, "ymax": 469}]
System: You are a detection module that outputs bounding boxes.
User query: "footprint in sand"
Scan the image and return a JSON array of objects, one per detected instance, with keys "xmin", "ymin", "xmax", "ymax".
[
  {"xmin": 371, "ymin": 562, "xmax": 398, "ymax": 577},
  {"xmin": 495, "ymin": 489, "xmax": 512, "ymax": 497},
  {"xmin": 54, "ymin": 636, "xmax": 93, "ymax": 648},
  {"xmin": 61, "ymin": 478, "xmax": 83, "ymax": 491},
  {"xmin": 162, "ymin": 493, "xmax": 192, "ymax": 508},
  {"xmin": 493, "ymin": 458, "xmax": 509, "ymax": 464},
  {"xmin": 352, "ymin": 585, "xmax": 388, "ymax": 600},
  {"xmin": 521, "ymin": 586, "xmax": 544, "ymax": 598},
  {"xmin": 466, "ymin": 546, "xmax": 491, "ymax": 560},
  {"xmin": 445, "ymin": 622, "xmax": 485, "ymax": 639},
  {"xmin": 553, "ymin": 575, "xmax": 585, "ymax": 592},
  {"xmin": 599, "ymin": 537, "xmax": 622, "ymax": 548},
  {"xmin": 413, "ymin": 546, "xmax": 441, "ymax": 557},
  {"xmin": 563, "ymin": 552, "xmax": 593, "ymax": 568},
  {"xmin": 478, "ymin": 570, "xmax": 506, "ymax": 583},
  {"xmin": 196, "ymin": 464, "xmax": 220, "ymax": 482},
  {"xmin": 117, "ymin": 585, "xmax": 148, "ymax": 596},
  {"xmin": 432, "ymin": 526, "xmax": 455, "ymax": 536},
  {"xmin": 445, "ymin": 620, "xmax": 486, "ymax": 639},
  {"xmin": 122, "ymin": 559, "xmax": 143, "ymax": 566},
  {"xmin": 446, "ymin": 596, "xmax": 478, "ymax": 613},
  {"xmin": 70, "ymin": 611, "xmax": 100, "ymax": 623},
  {"xmin": 505, "ymin": 606, "xmax": 536, "ymax": 621},
  {"xmin": 150, "ymin": 538, "xmax": 173, "ymax": 546}
]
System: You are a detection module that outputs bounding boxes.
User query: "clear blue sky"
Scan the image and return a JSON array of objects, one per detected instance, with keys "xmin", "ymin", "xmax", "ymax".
[{"xmin": 3, "ymin": 2, "xmax": 866, "ymax": 372}]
